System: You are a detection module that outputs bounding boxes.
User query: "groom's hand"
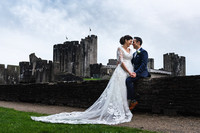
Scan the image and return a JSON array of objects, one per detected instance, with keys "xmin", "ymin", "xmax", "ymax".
[{"xmin": 133, "ymin": 72, "xmax": 136, "ymax": 77}]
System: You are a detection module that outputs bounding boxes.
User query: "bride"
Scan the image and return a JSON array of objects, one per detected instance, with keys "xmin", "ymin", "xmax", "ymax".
[{"xmin": 31, "ymin": 35, "xmax": 134, "ymax": 125}]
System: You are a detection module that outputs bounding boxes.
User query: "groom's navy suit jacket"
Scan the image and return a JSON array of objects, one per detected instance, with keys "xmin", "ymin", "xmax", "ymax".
[{"xmin": 131, "ymin": 48, "xmax": 150, "ymax": 77}]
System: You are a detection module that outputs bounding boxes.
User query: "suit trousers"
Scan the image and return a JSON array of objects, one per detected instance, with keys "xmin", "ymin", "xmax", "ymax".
[{"xmin": 126, "ymin": 76, "xmax": 140, "ymax": 100}]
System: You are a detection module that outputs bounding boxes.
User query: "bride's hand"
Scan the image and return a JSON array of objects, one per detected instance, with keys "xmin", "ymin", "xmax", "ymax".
[
  {"xmin": 132, "ymin": 72, "xmax": 136, "ymax": 77},
  {"xmin": 129, "ymin": 72, "xmax": 136, "ymax": 78},
  {"xmin": 129, "ymin": 72, "xmax": 134, "ymax": 77}
]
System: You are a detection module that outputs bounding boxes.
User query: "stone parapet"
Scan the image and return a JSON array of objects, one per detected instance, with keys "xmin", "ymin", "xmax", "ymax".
[{"xmin": 0, "ymin": 76, "xmax": 200, "ymax": 116}]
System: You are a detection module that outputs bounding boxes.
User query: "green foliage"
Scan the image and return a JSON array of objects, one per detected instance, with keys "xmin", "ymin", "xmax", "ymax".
[{"xmin": 0, "ymin": 107, "xmax": 157, "ymax": 133}]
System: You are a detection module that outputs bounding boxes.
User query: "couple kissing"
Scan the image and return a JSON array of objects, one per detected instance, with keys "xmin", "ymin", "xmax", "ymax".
[
  {"xmin": 31, "ymin": 35, "xmax": 150, "ymax": 125},
  {"xmin": 118, "ymin": 35, "xmax": 150, "ymax": 111}
]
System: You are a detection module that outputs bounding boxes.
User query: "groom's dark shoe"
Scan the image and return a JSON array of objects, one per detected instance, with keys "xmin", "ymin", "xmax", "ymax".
[{"xmin": 129, "ymin": 101, "xmax": 138, "ymax": 110}]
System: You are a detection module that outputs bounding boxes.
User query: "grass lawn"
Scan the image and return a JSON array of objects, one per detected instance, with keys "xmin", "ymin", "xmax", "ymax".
[
  {"xmin": 83, "ymin": 78, "xmax": 102, "ymax": 81},
  {"xmin": 0, "ymin": 107, "xmax": 157, "ymax": 133}
]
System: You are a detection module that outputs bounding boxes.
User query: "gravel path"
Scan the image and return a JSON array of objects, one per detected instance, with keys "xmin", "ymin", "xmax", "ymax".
[{"xmin": 0, "ymin": 101, "xmax": 200, "ymax": 133}]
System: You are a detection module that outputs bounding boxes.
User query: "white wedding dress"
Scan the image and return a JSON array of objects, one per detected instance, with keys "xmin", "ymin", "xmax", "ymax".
[{"xmin": 31, "ymin": 46, "xmax": 134, "ymax": 125}]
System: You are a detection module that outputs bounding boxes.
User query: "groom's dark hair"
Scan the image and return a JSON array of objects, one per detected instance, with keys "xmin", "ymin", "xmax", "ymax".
[{"xmin": 134, "ymin": 37, "xmax": 143, "ymax": 45}]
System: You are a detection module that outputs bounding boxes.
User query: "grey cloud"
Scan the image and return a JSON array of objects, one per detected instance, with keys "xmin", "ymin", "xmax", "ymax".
[{"xmin": 0, "ymin": 0, "xmax": 200, "ymax": 75}]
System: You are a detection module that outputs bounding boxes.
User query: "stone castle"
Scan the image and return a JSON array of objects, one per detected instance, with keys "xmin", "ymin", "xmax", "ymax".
[
  {"xmin": 53, "ymin": 35, "xmax": 97, "ymax": 78},
  {"xmin": 0, "ymin": 35, "xmax": 186, "ymax": 84}
]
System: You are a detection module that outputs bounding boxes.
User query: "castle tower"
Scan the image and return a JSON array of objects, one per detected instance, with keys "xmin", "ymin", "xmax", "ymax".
[
  {"xmin": 80, "ymin": 35, "xmax": 97, "ymax": 77},
  {"xmin": 0, "ymin": 64, "xmax": 5, "ymax": 84},
  {"xmin": 53, "ymin": 41, "xmax": 81, "ymax": 75},
  {"xmin": 53, "ymin": 35, "xmax": 97, "ymax": 78},
  {"xmin": 6, "ymin": 65, "xmax": 20, "ymax": 84},
  {"xmin": 163, "ymin": 53, "xmax": 186, "ymax": 76},
  {"xmin": 148, "ymin": 58, "xmax": 154, "ymax": 69}
]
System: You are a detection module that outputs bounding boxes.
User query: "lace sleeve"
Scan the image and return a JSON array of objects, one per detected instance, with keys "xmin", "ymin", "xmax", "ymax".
[{"xmin": 117, "ymin": 47, "xmax": 124, "ymax": 64}]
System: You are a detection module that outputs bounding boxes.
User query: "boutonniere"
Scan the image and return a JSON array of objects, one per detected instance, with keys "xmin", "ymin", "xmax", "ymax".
[{"xmin": 137, "ymin": 50, "xmax": 141, "ymax": 54}]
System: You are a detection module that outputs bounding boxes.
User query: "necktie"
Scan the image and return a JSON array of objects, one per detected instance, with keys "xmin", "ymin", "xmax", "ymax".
[{"xmin": 134, "ymin": 51, "xmax": 137, "ymax": 58}]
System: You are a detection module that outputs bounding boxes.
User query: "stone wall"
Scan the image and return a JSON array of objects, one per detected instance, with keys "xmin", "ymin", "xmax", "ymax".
[
  {"xmin": 0, "ymin": 80, "xmax": 107, "ymax": 108},
  {"xmin": 19, "ymin": 53, "xmax": 53, "ymax": 83},
  {"xmin": 6, "ymin": 65, "xmax": 20, "ymax": 84},
  {"xmin": 137, "ymin": 76, "xmax": 200, "ymax": 116},
  {"xmin": 0, "ymin": 76, "xmax": 200, "ymax": 116},
  {"xmin": 107, "ymin": 59, "xmax": 117, "ymax": 65},
  {"xmin": 0, "ymin": 64, "xmax": 20, "ymax": 85},
  {"xmin": 90, "ymin": 64, "xmax": 102, "ymax": 78}
]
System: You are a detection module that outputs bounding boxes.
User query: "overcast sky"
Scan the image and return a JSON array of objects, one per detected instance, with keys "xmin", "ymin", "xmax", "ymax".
[{"xmin": 0, "ymin": 0, "xmax": 200, "ymax": 75}]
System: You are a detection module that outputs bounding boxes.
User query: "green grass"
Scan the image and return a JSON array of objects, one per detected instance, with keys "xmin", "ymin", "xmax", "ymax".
[
  {"xmin": 0, "ymin": 107, "xmax": 157, "ymax": 133},
  {"xmin": 83, "ymin": 78, "xmax": 102, "ymax": 81}
]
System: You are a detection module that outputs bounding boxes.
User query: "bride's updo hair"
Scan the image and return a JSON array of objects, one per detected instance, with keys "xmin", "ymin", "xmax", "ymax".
[{"xmin": 119, "ymin": 35, "xmax": 133, "ymax": 45}]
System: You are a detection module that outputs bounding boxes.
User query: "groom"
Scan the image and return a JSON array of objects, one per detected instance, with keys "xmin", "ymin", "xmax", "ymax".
[{"xmin": 126, "ymin": 37, "xmax": 150, "ymax": 110}]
